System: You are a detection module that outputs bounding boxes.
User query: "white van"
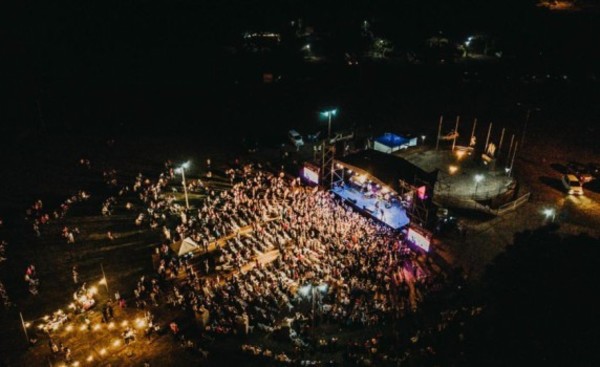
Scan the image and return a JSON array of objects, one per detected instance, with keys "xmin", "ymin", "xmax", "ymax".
[
  {"xmin": 561, "ymin": 174, "xmax": 584, "ymax": 195},
  {"xmin": 288, "ymin": 130, "xmax": 304, "ymax": 147}
]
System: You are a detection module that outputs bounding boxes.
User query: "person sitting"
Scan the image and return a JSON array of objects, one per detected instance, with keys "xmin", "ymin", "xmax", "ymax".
[{"xmin": 123, "ymin": 327, "xmax": 135, "ymax": 345}]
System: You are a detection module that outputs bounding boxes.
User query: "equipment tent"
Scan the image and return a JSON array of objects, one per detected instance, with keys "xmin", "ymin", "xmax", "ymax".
[{"xmin": 373, "ymin": 133, "xmax": 417, "ymax": 153}]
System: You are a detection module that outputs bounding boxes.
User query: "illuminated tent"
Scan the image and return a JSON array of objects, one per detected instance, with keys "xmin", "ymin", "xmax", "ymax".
[
  {"xmin": 373, "ymin": 133, "xmax": 417, "ymax": 153},
  {"xmin": 170, "ymin": 237, "xmax": 200, "ymax": 256}
]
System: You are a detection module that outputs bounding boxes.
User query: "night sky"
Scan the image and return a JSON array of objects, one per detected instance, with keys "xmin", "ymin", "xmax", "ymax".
[{"xmin": 3, "ymin": 0, "xmax": 599, "ymax": 142}]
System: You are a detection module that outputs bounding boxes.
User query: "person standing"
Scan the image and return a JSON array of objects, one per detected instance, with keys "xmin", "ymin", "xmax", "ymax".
[
  {"xmin": 170, "ymin": 321, "xmax": 179, "ymax": 337},
  {"xmin": 72, "ymin": 266, "xmax": 79, "ymax": 284}
]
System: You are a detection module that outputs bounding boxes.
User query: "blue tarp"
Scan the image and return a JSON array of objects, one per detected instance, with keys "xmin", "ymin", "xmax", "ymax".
[{"xmin": 375, "ymin": 133, "xmax": 409, "ymax": 148}]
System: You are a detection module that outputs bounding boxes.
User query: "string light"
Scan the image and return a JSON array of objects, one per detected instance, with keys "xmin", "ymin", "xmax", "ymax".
[
  {"xmin": 99, "ymin": 348, "xmax": 107, "ymax": 356},
  {"xmin": 135, "ymin": 318, "xmax": 146, "ymax": 328},
  {"xmin": 113, "ymin": 339, "xmax": 121, "ymax": 347}
]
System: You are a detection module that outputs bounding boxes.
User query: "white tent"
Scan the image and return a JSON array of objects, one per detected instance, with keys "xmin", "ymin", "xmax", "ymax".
[
  {"xmin": 170, "ymin": 237, "xmax": 200, "ymax": 256},
  {"xmin": 373, "ymin": 133, "xmax": 417, "ymax": 154}
]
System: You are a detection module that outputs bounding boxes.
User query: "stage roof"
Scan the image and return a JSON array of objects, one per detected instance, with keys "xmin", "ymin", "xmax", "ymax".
[{"xmin": 336, "ymin": 149, "xmax": 438, "ymax": 191}]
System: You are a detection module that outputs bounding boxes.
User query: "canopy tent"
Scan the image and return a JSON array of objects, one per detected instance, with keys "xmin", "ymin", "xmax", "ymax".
[
  {"xmin": 171, "ymin": 237, "xmax": 200, "ymax": 256},
  {"xmin": 373, "ymin": 133, "xmax": 417, "ymax": 153}
]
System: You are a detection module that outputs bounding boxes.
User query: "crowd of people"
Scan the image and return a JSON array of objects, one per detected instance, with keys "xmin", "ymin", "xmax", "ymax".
[
  {"xmin": 0, "ymin": 145, "xmax": 482, "ymax": 366},
  {"xmin": 121, "ymin": 162, "xmax": 446, "ymax": 365},
  {"xmin": 26, "ymin": 190, "xmax": 90, "ymax": 239}
]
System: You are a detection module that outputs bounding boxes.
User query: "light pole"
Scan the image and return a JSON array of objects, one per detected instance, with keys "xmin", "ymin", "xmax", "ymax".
[
  {"xmin": 175, "ymin": 161, "xmax": 191, "ymax": 210},
  {"xmin": 517, "ymin": 103, "xmax": 541, "ymax": 149},
  {"xmin": 19, "ymin": 311, "xmax": 30, "ymax": 344},
  {"xmin": 321, "ymin": 108, "xmax": 338, "ymax": 139},
  {"xmin": 473, "ymin": 174, "xmax": 484, "ymax": 198}
]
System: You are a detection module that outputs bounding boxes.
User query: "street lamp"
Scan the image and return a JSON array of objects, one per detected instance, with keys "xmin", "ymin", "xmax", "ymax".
[
  {"xmin": 321, "ymin": 108, "xmax": 338, "ymax": 139},
  {"xmin": 473, "ymin": 174, "xmax": 484, "ymax": 198},
  {"xmin": 175, "ymin": 161, "xmax": 191, "ymax": 210},
  {"xmin": 516, "ymin": 103, "xmax": 541, "ymax": 149}
]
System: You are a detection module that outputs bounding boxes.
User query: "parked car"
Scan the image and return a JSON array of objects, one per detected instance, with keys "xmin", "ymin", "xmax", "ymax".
[
  {"xmin": 288, "ymin": 130, "xmax": 304, "ymax": 147},
  {"xmin": 566, "ymin": 161, "xmax": 593, "ymax": 183},
  {"xmin": 561, "ymin": 174, "xmax": 584, "ymax": 195}
]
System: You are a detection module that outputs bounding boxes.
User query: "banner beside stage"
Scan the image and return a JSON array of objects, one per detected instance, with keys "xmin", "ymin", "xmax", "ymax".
[{"xmin": 407, "ymin": 225, "xmax": 432, "ymax": 252}]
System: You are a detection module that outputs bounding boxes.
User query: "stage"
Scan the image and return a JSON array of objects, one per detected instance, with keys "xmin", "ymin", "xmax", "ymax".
[{"xmin": 331, "ymin": 185, "xmax": 410, "ymax": 230}]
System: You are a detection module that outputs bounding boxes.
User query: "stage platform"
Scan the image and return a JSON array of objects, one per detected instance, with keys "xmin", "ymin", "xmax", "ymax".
[{"xmin": 331, "ymin": 185, "xmax": 410, "ymax": 230}]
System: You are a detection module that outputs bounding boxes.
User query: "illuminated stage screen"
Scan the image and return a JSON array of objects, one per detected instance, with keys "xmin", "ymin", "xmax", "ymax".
[
  {"xmin": 407, "ymin": 227, "xmax": 431, "ymax": 252},
  {"xmin": 301, "ymin": 166, "xmax": 320, "ymax": 185}
]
